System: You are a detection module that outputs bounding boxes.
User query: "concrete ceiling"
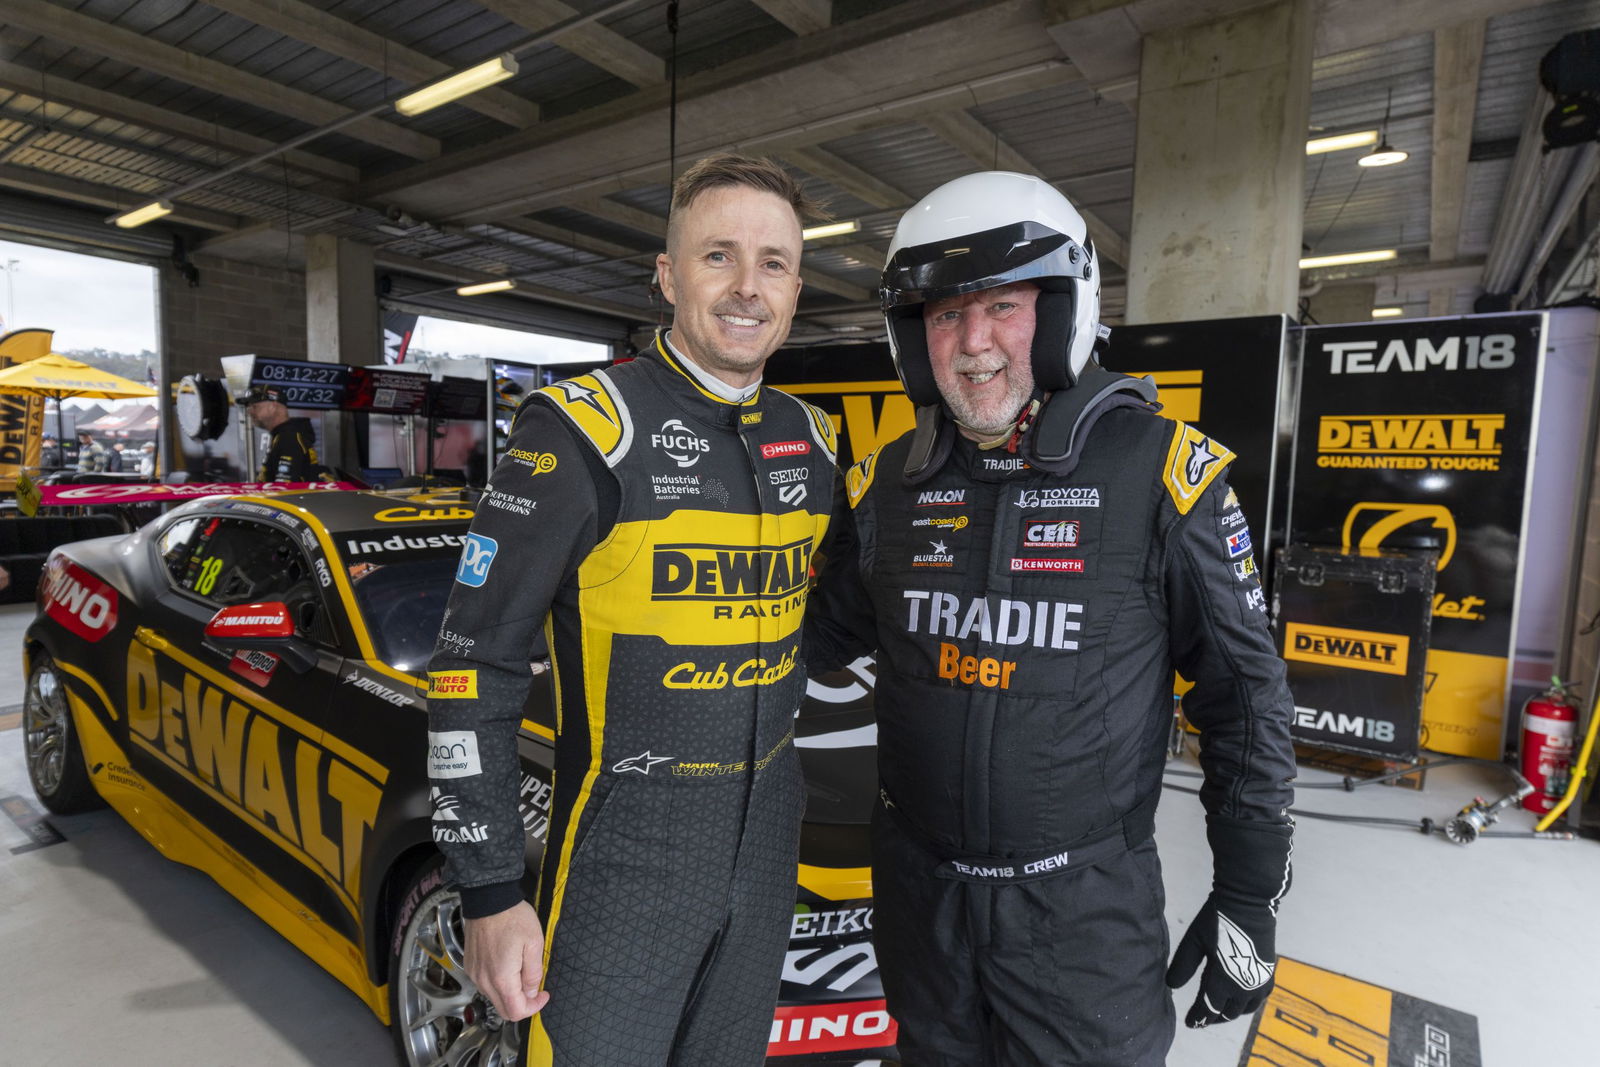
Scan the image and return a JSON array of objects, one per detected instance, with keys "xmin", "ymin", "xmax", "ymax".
[{"xmin": 0, "ymin": 0, "xmax": 1595, "ymax": 341}]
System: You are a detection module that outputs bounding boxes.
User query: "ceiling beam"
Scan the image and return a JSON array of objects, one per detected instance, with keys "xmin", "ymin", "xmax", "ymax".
[
  {"xmin": 362, "ymin": 0, "xmax": 1053, "ymax": 209},
  {"xmin": 922, "ymin": 108, "xmax": 1130, "ymax": 268},
  {"xmin": 0, "ymin": 163, "xmax": 241, "ymax": 231},
  {"xmin": 0, "ymin": 58, "xmax": 359, "ymax": 186},
  {"xmin": 376, "ymin": 249, "xmax": 649, "ymax": 321},
  {"xmin": 778, "ymin": 145, "xmax": 912, "ymax": 209},
  {"xmin": 204, "ymin": 0, "xmax": 539, "ymax": 129},
  {"xmin": 4, "ymin": 0, "xmax": 439, "ymax": 161},
  {"xmin": 1301, "ymin": 253, "xmax": 1486, "ymax": 288},
  {"xmin": 1430, "ymin": 20, "xmax": 1485, "ymax": 263},
  {"xmin": 478, "ymin": 0, "xmax": 664, "ymax": 88},
  {"xmin": 752, "ymin": 0, "xmax": 833, "ymax": 36}
]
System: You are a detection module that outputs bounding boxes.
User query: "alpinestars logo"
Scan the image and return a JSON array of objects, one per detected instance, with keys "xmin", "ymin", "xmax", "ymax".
[
  {"xmin": 613, "ymin": 751, "xmax": 674, "ymax": 775},
  {"xmin": 1185, "ymin": 437, "xmax": 1221, "ymax": 488},
  {"xmin": 1216, "ymin": 912, "xmax": 1274, "ymax": 990},
  {"xmin": 652, "ymin": 418, "xmax": 711, "ymax": 468},
  {"xmin": 551, "ymin": 379, "xmax": 615, "ymax": 423}
]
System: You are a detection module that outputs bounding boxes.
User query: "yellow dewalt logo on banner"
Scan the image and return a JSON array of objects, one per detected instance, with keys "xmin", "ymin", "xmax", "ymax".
[
  {"xmin": 1317, "ymin": 413, "xmax": 1505, "ymax": 471},
  {"xmin": 427, "ymin": 670, "xmax": 478, "ymax": 699},
  {"xmin": 1342, "ymin": 502, "xmax": 1457, "ymax": 571},
  {"xmin": 1284, "ymin": 623, "xmax": 1409, "ymax": 676}
]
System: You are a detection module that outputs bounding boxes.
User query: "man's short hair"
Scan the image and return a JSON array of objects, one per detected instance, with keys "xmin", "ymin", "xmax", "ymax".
[{"xmin": 666, "ymin": 154, "xmax": 827, "ymax": 252}]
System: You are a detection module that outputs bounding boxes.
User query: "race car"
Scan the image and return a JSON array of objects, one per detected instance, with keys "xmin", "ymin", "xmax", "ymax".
[{"xmin": 21, "ymin": 487, "xmax": 895, "ymax": 1064}]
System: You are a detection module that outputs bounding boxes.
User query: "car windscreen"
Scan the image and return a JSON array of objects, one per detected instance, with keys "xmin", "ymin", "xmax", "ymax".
[{"xmin": 339, "ymin": 528, "xmax": 467, "ymax": 670}]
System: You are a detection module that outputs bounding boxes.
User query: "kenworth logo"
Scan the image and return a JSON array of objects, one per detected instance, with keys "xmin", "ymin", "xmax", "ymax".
[
  {"xmin": 903, "ymin": 591, "xmax": 1083, "ymax": 651},
  {"xmin": 652, "ymin": 538, "xmax": 813, "ymax": 601},
  {"xmin": 1283, "ymin": 623, "xmax": 1409, "ymax": 676},
  {"xmin": 652, "ymin": 418, "xmax": 711, "ymax": 468},
  {"xmin": 1322, "ymin": 333, "xmax": 1515, "ymax": 374}
]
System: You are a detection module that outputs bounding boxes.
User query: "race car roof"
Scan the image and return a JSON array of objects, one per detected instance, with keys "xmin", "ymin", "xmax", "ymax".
[{"xmin": 251, "ymin": 488, "xmax": 477, "ymax": 534}]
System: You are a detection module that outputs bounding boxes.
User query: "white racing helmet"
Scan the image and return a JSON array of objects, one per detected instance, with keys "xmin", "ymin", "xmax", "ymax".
[{"xmin": 881, "ymin": 172, "xmax": 1103, "ymax": 406}]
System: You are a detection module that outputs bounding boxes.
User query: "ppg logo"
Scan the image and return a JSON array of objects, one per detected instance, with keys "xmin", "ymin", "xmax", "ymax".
[{"xmin": 457, "ymin": 533, "xmax": 498, "ymax": 587}]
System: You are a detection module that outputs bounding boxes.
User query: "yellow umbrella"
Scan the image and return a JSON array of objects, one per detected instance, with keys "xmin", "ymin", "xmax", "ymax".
[{"xmin": 0, "ymin": 352, "xmax": 157, "ymax": 461}]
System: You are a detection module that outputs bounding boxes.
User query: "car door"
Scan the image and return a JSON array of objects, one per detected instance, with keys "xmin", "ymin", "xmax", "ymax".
[{"xmin": 132, "ymin": 510, "xmax": 369, "ymax": 945}]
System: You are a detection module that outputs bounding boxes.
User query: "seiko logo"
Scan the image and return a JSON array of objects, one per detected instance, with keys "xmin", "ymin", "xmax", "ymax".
[
  {"xmin": 652, "ymin": 418, "xmax": 711, "ymax": 467},
  {"xmin": 768, "ymin": 467, "xmax": 808, "ymax": 485},
  {"xmin": 904, "ymin": 591, "xmax": 1083, "ymax": 651},
  {"xmin": 916, "ymin": 489, "xmax": 965, "ymax": 506},
  {"xmin": 790, "ymin": 907, "xmax": 873, "ymax": 939},
  {"xmin": 1015, "ymin": 487, "xmax": 1099, "ymax": 508},
  {"xmin": 1023, "ymin": 520, "xmax": 1079, "ymax": 548},
  {"xmin": 761, "ymin": 440, "xmax": 810, "ymax": 458},
  {"xmin": 1323, "ymin": 333, "xmax": 1515, "ymax": 374},
  {"xmin": 1293, "ymin": 705, "xmax": 1397, "ymax": 743}
]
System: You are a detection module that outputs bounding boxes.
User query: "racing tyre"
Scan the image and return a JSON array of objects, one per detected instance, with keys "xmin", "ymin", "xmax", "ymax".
[
  {"xmin": 389, "ymin": 859, "xmax": 524, "ymax": 1067},
  {"xmin": 23, "ymin": 654, "xmax": 104, "ymax": 815}
]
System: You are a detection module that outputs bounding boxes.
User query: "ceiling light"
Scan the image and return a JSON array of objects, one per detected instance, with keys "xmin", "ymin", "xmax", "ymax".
[
  {"xmin": 112, "ymin": 200, "xmax": 174, "ymax": 228},
  {"xmin": 1358, "ymin": 141, "xmax": 1409, "ymax": 167},
  {"xmin": 803, "ymin": 220, "xmax": 860, "ymax": 241},
  {"xmin": 457, "ymin": 279, "xmax": 516, "ymax": 296},
  {"xmin": 1371, "ymin": 306, "xmax": 1404, "ymax": 318},
  {"xmin": 396, "ymin": 55, "xmax": 519, "ymax": 116},
  {"xmin": 1306, "ymin": 131, "xmax": 1378, "ymax": 155},
  {"xmin": 1299, "ymin": 249, "xmax": 1398, "ymax": 269}
]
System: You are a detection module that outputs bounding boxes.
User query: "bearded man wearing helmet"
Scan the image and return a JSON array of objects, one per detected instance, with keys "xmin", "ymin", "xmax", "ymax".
[{"xmin": 805, "ymin": 172, "xmax": 1296, "ymax": 1066}]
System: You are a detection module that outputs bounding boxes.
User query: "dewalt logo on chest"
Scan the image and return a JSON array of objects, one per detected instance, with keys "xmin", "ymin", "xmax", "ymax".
[
  {"xmin": 652, "ymin": 537, "xmax": 814, "ymax": 618},
  {"xmin": 1283, "ymin": 623, "xmax": 1409, "ymax": 676}
]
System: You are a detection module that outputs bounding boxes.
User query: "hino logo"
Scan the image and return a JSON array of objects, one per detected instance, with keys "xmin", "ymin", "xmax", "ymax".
[
  {"xmin": 904, "ymin": 591, "xmax": 1083, "ymax": 651},
  {"xmin": 1294, "ymin": 705, "xmax": 1397, "ymax": 743},
  {"xmin": 1323, "ymin": 333, "xmax": 1515, "ymax": 374},
  {"xmin": 652, "ymin": 418, "xmax": 711, "ymax": 467}
]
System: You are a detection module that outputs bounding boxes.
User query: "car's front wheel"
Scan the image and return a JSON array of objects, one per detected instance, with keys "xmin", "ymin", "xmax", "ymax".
[
  {"xmin": 388, "ymin": 860, "xmax": 524, "ymax": 1067},
  {"xmin": 23, "ymin": 653, "xmax": 103, "ymax": 815}
]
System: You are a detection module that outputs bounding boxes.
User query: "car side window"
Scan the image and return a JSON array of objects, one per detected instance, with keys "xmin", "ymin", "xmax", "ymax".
[
  {"xmin": 175, "ymin": 517, "xmax": 333, "ymax": 644},
  {"xmin": 157, "ymin": 517, "xmax": 203, "ymax": 582}
]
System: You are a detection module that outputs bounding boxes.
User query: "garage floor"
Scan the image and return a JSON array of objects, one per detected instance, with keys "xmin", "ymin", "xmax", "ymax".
[{"xmin": 3, "ymin": 597, "xmax": 1597, "ymax": 1066}]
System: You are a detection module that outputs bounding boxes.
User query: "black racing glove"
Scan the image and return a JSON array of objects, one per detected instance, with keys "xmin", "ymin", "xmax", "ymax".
[{"xmin": 1165, "ymin": 815, "xmax": 1292, "ymax": 1028}]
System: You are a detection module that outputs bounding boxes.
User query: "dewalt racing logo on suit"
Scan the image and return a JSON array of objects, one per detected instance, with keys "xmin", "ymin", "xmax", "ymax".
[
  {"xmin": 1283, "ymin": 623, "xmax": 1409, "ymax": 676},
  {"xmin": 651, "ymin": 537, "xmax": 813, "ymax": 619}
]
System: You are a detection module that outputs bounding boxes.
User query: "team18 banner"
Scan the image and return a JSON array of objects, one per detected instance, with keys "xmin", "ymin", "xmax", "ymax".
[{"xmin": 1289, "ymin": 314, "xmax": 1546, "ymax": 759}]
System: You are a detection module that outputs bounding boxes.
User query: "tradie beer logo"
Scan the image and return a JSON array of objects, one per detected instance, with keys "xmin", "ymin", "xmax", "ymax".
[
  {"xmin": 1341, "ymin": 502, "xmax": 1456, "ymax": 571},
  {"xmin": 652, "ymin": 418, "xmax": 711, "ymax": 468},
  {"xmin": 1283, "ymin": 622, "xmax": 1409, "ymax": 676},
  {"xmin": 1317, "ymin": 414, "xmax": 1505, "ymax": 473}
]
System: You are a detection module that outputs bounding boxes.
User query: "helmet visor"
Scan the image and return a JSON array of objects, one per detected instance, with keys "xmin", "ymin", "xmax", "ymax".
[{"xmin": 880, "ymin": 221, "xmax": 1092, "ymax": 310}]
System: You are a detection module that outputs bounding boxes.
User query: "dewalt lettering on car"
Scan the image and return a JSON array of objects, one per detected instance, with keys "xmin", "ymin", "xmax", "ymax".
[{"xmin": 426, "ymin": 330, "xmax": 840, "ymax": 1060}]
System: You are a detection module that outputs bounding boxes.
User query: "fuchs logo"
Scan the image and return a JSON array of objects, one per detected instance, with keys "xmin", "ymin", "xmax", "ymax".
[
  {"xmin": 1023, "ymin": 520, "xmax": 1079, "ymax": 549},
  {"xmin": 761, "ymin": 440, "xmax": 810, "ymax": 459},
  {"xmin": 1323, "ymin": 333, "xmax": 1516, "ymax": 374},
  {"xmin": 456, "ymin": 532, "xmax": 497, "ymax": 587},
  {"xmin": 652, "ymin": 418, "xmax": 711, "ymax": 467},
  {"xmin": 427, "ymin": 730, "xmax": 482, "ymax": 778},
  {"xmin": 1284, "ymin": 623, "xmax": 1409, "ymax": 676},
  {"xmin": 1009, "ymin": 558, "xmax": 1084, "ymax": 573},
  {"xmin": 1293, "ymin": 705, "xmax": 1397, "ymax": 744},
  {"xmin": 43, "ymin": 559, "xmax": 118, "ymax": 641},
  {"xmin": 1014, "ymin": 487, "xmax": 1099, "ymax": 509},
  {"xmin": 916, "ymin": 489, "xmax": 965, "ymax": 506}
]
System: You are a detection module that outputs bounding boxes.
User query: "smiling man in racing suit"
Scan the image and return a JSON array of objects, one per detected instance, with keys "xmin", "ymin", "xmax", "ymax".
[
  {"xmin": 427, "ymin": 155, "xmax": 838, "ymax": 1064},
  {"xmin": 805, "ymin": 172, "xmax": 1297, "ymax": 1065}
]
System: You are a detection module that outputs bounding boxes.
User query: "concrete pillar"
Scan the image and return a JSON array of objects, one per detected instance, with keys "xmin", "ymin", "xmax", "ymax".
[
  {"xmin": 1124, "ymin": 1, "xmax": 1313, "ymax": 324},
  {"xmin": 1306, "ymin": 283, "xmax": 1377, "ymax": 326},
  {"xmin": 304, "ymin": 234, "xmax": 377, "ymax": 474}
]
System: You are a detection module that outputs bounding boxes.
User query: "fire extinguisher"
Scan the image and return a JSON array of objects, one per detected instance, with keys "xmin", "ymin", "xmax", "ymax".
[{"xmin": 1520, "ymin": 678, "xmax": 1580, "ymax": 814}]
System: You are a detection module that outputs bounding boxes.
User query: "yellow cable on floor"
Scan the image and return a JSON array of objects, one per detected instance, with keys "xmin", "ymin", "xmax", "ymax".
[{"xmin": 1535, "ymin": 683, "xmax": 1600, "ymax": 832}]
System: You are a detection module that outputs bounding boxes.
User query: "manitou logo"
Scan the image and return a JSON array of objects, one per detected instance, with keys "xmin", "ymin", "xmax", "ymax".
[
  {"xmin": 43, "ymin": 560, "xmax": 118, "ymax": 641},
  {"xmin": 1322, "ymin": 333, "xmax": 1516, "ymax": 374}
]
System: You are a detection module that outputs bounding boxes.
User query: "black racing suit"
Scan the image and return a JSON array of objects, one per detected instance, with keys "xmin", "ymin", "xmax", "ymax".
[
  {"xmin": 806, "ymin": 402, "xmax": 1296, "ymax": 1065},
  {"xmin": 260, "ymin": 416, "xmax": 322, "ymax": 482},
  {"xmin": 428, "ymin": 336, "xmax": 839, "ymax": 1065}
]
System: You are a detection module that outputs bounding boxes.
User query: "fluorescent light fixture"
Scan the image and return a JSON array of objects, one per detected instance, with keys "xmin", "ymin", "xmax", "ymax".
[
  {"xmin": 456, "ymin": 279, "xmax": 516, "ymax": 296},
  {"xmin": 396, "ymin": 55, "xmax": 519, "ymax": 116},
  {"xmin": 112, "ymin": 200, "xmax": 174, "ymax": 228},
  {"xmin": 1371, "ymin": 306, "xmax": 1404, "ymax": 318},
  {"xmin": 803, "ymin": 220, "xmax": 860, "ymax": 241},
  {"xmin": 1299, "ymin": 249, "xmax": 1398, "ymax": 270},
  {"xmin": 1306, "ymin": 131, "xmax": 1378, "ymax": 155},
  {"xmin": 1358, "ymin": 141, "xmax": 1409, "ymax": 167}
]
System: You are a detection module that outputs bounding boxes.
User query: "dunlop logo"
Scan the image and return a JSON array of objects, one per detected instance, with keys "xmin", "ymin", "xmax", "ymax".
[
  {"xmin": 651, "ymin": 538, "xmax": 813, "ymax": 601},
  {"xmin": 1283, "ymin": 622, "xmax": 1409, "ymax": 676}
]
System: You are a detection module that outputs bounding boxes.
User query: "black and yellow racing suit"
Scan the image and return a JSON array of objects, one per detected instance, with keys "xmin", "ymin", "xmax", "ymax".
[
  {"xmin": 427, "ymin": 336, "xmax": 838, "ymax": 1064},
  {"xmin": 260, "ymin": 416, "xmax": 323, "ymax": 482},
  {"xmin": 806, "ymin": 398, "xmax": 1295, "ymax": 1065}
]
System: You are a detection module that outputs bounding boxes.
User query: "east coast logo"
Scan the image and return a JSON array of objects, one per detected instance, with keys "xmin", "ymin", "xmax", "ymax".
[
  {"xmin": 652, "ymin": 418, "xmax": 711, "ymax": 468},
  {"xmin": 1283, "ymin": 623, "xmax": 1409, "ymax": 676}
]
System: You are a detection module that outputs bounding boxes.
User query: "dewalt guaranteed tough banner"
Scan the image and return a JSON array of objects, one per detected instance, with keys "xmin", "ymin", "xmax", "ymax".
[{"xmin": 1290, "ymin": 314, "xmax": 1546, "ymax": 759}]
